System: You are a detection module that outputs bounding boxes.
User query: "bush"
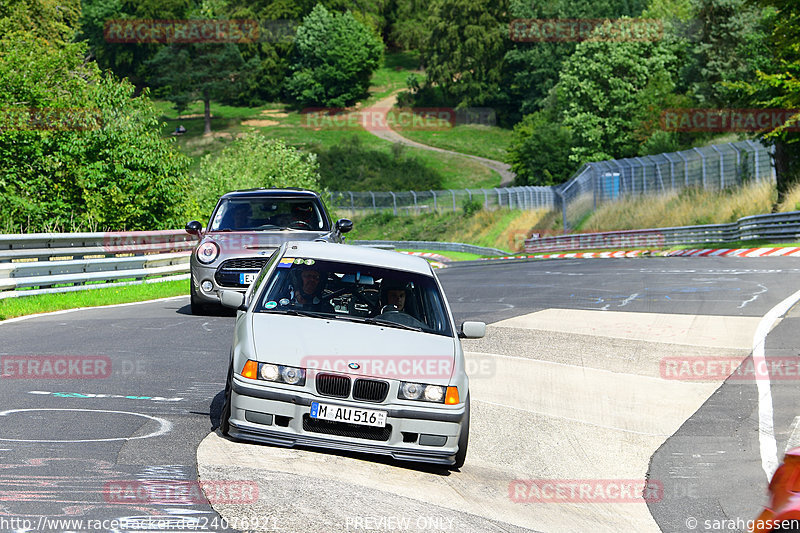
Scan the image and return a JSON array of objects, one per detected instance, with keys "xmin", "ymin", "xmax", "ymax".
[
  {"xmin": 507, "ymin": 111, "xmax": 575, "ymax": 186},
  {"xmin": 192, "ymin": 135, "xmax": 322, "ymax": 219},
  {"xmin": 284, "ymin": 4, "xmax": 383, "ymax": 108},
  {"xmin": 462, "ymin": 199, "xmax": 483, "ymax": 217},
  {"xmin": 0, "ymin": 32, "xmax": 190, "ymax": 232},
  {"xmin": 314, "ymin": 135, "xmax": 443, "ymax": 191}
]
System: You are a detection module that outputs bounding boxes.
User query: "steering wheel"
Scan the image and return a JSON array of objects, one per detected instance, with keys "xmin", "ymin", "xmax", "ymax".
[{"xmin": 288, "ymin": 220, "xmax": 313, "ymax": 230}]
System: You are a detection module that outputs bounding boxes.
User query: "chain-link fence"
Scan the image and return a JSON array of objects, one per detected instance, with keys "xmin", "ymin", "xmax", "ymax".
[
  {"xmin": 330, "ymin": 186, "xmax": 557, "ymax": 216},
  {"xmin": 557, "ymin": 140, "xmax": 774, "ymax": 229},
  {"xmin": 330, "ymin": 140, "xmax": 775, "ymax": 230}
]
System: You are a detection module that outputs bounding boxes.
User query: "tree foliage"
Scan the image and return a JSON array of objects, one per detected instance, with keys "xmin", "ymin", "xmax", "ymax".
[
  {"xmin": 419, "ymin": 0, "xmax": 509, "ymax": 109},
  {"xmin": 507, "ymin": 111, "xmax": 575, "ymax": 186},
  {"xmin": 192, "ymin": 134, "xmax": 322, "ymax": 217},
  {"xmin": 0, "ymin": 32, "xmax": 190, "ymax": 232},
  {"xmin": 284, "ymin": 4, "xmax": 383, "ymax": 108}
]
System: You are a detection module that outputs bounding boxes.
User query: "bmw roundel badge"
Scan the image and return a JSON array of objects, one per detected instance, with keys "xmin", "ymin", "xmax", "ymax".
[{"xmin": 348, "ymin": 362, "xmax": 360, "ymax": 370}]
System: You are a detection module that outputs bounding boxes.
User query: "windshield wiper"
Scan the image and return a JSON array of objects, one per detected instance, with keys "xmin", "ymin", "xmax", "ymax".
[
  {"xmin": 262, "ymin": 308, "xmax": 331, "ymax": 319},
  {"xmin": 336, "ymin": 315, "xmax": 423, "ymax": 332}
]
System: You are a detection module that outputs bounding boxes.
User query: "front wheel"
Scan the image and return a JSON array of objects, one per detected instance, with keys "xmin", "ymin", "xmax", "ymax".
[
  {"xmin": 452, "ymin": 394, "xmax": 470, "ymax": 470},
  {"xmin": 219, "ymin": 364, "xmax": 233, "ymax": 436}
]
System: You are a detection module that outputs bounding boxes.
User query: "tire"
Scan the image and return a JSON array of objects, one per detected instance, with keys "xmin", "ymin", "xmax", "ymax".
[
  {"xmin": 219, "ymin": 364, "xmax": 233, "ymax": 436},
  {"xmin": 190, "ymin": 284, "xmax": 206, "ymax": 315},
  {"xmin": 452, "ymin": 394, "xmax": 470, "ymax": 470}
]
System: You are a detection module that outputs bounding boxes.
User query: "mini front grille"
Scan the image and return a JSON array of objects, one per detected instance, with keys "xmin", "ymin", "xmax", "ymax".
[
  {"xmin": 316, "ymin": 374, "xmax": 350, "ymax": 398},
  {"xmin": 214, "ymin": 270, "xmax": 251, "ymax": 288},
  {"xmin": 219, "ymin": 258, "xmax": 270, "ymax": 270},
  {"xmin": 352, "ymin": 379, "xmax": 389, "ymax": 403},
  {"xmin": 302, "ymin": 415, "xmax": 392, "ymax": 441}
]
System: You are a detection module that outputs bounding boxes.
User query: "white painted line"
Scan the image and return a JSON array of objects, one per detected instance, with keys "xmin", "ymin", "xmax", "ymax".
[
  {"xmin": 753, "ymin": 288, "xmax": 800, "ymax": 480},
  {"xmin": 0, "ymin": 408, "xmax": 173, "ymax": 443}
]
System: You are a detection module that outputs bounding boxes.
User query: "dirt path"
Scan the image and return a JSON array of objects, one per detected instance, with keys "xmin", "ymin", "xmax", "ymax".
[{"xmin": 360, "ymin": 93, "xmax": 515, "ymax": 187}]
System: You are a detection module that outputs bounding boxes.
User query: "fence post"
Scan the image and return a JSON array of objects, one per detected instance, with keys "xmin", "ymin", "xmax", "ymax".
[
  {"xmin": 730, "ymin": 143, "xmax": 742, "ymax": 183},
  {"xmin": 746, "ymin": 140, "xmax": 761, "ymax": 182},
  {"xmin": 693, "ymin": 147, "xmax": 707, "ymax": 188},
  {"xmin": 493, "ymin": 188, "xmax": 502, "ymax": 209},
  {"xmin": 430, "ymin": 190, "xmax": 437, "ymax": 211},
  {"xmin": 449, "ymin": 189, "xmax": 456, "ymax": 212},
  {"xmin": 389, "ymin": 191, "xmax": 397, "ymax": 215},
  {"xmin": 663, "ymin": 153, "xmax": 676, "ymax": 189},
  {"xmin": 349, "ymin": 192, "xmax": 354, "ymax": 211},
  {"xmin": 635, "ymin": 157, "xmax": 647, "ymax": 194},
  {"xmin": 410, "ymin": 190, "xmax": 417, "ymax": 212},
  {"xmin": 370, "ymin": 191, "xmax": 376, "ymax": 212},
  {"xmin": 676, "ymin": 150, "xmax": 689, "ymax": 187},
  {"xmin": 710, "ymin": 145, "xmax": 724, "ymax": 188}
]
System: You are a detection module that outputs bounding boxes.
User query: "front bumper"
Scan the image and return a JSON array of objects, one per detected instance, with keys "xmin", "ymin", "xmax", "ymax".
[{"xmin": 228, "ymin": 376, "xmax": 467, "ymax": 465}]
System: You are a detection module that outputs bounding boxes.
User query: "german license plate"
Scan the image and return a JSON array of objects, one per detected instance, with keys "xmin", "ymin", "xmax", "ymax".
[
  {"xmin": 239, "ymin": 273, "xmax": 257, "ymax": 285},
  {"xmin": 310, "ymin": 402, "xmax": 387, "ymax": 428}
]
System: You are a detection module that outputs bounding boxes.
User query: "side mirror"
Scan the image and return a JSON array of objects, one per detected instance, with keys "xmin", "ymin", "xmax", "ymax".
[
  {"xmin": 220, "ymin": 290, "xmax": 246, "ymax": 311},
  {"xmin": 335, "ymin": 218, "xmax": 353, "ymax": 234},
  {"xmin": 458, "ymin": 321, "xmax": 486, "ymax": 339},
  {"xmin": 185, "ymin": 220, "xmax": 203, "ymax": 236}
]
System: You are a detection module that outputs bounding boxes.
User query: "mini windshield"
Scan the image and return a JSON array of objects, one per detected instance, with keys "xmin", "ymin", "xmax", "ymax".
[
  {"xmin": 254, "ymin": 258, "xmax": 453, "ymax": 337},
  {"xmin": 210, "ymin": 197, "xmax": 326, "ymax": 232}
]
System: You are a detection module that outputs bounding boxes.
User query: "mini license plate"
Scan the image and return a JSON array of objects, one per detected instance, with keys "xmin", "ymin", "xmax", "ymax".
[
  {"xmin": 310, "ymin": 402, "xmax": 387, "ymax": 428},
  {"xmin": 239, "ymin": 273, "xmax": 257, "ymax": 285}
]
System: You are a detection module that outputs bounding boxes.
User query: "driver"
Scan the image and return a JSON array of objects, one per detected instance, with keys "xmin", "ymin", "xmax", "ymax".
[
  {"xmin": 289, "ymin": 266, "xmax": 329, "ymax": 311},
  {"xmin": 380, "ymin": 280, "xmax": 410, "ymax": 314},
  {"xmin": 291, "ymin": 204, "xmax": 315, "ymax": 228}
]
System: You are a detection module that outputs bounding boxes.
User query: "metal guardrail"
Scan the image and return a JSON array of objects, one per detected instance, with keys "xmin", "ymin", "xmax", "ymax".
[
  {"xmin": 0, "ymin": 230, "xmax": 197, "ymax": 299},
  {"xmin": 525, "ymin": 211, "xmax": 800, "ymax": 252},
  {"xmin": 351, "ymin": 240, "xmax": 510, "ymax": 256}
]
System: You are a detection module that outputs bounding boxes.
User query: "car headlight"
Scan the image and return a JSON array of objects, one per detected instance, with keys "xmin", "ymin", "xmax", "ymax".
[
  {"xmin": 241, "ymin": 360, "xmax": 305, "ymax": 386},
  {"xmin": 398, "ymin": 382, "xmax": 447, "ymax": 403},
  {"xmin": 196, "ymin": 241, "xmax": 220, "ymax": 264}
]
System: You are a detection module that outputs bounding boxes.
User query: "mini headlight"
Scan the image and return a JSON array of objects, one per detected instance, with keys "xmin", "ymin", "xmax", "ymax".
[
  {"xmin": 424, "ymin": 385, "xmax": 445, "ymax": 403},
  {"xmin": 399, "ymin": 382, "xmax": 423, "ymax": 400},
  {"xmin": 280, "ymin": 366, "xmax": 306, "ymax": 386},
  {"xmin": 259, "ymin": 363, "xmax": 280, "ymax": 381},
  {"xmin": 399, "ymin": 381, "xmax": 446, "ymax": 403},
  {"xmin": 196, "ymin": 241, "xmax": 220, "ymax": 264}
]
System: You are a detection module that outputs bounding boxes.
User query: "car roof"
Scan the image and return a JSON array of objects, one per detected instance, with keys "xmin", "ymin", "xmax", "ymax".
[
  {"xmin": 282, "ymin": 241, "xmax": 434, "ymax": 276},
  {"xmin": 220, "ymin": 188, "xmax": 320, "ymax": 199}
]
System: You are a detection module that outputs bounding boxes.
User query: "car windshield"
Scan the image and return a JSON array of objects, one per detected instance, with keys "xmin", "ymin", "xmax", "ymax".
[
  {"xmin": 209, "ymin": 197, "xmax": 326, "ymax": 232},
  {"xmin": 253, "ymin": 258, "xmax": 453, "ymax": 337}
]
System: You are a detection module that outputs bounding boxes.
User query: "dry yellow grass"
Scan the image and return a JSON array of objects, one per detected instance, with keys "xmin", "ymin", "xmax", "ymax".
[
  {"xmin": 581, "ymin": 180, "xmax": 776, "ymax": 231},
  {"xmin": 450, "ymin": 209, "xmax": 553, "ymax": 251},
  {"xmin": 777, "ymin": 182, "xmax": 800, "ymax": 212}
]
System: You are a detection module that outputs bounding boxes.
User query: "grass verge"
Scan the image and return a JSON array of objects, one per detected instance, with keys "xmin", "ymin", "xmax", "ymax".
[
  {"xmin": 0, "ymin": 279, "xmax": 188, "ymax": 321},
  {"xmin": 396, "ymin": 249, "xmax": 489, "ymax": 261}
]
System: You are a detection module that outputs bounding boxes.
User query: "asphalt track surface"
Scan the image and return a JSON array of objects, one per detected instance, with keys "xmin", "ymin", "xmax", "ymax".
[{"xmin": 0, "ymin": 256, "xmax": 799, "ymax": 532}]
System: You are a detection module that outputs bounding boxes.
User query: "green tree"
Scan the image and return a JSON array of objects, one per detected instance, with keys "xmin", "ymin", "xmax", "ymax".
[
  {"xmin": 192, "ymin": 135, "xmax": 322, "ymax": 216},
  {"xmin": 0, "ymin": 32, "xmax": 190, "ymax": 232},
  {"xmin": 420, "ymin": 0, "xmax": 509, "ymax": 108},
  {"xmin": 556, "ymin": 20, "xmax": 679, "ymax": 163},
  {"xmin": 147, "ymin": 42, "xmax": 255, "ymax": 134},
  {"xmin": 507, "ymin": 110, "xmax": 575, "ymax": 186},
  {"xmin": 685, "ymin": 0, "xmax": 774, "ymax": 106},
  {"xmin": 730, "ymin": 0, "xmax": 800, "ymax": 200},
  {"xmin": 77, "ymin": 0, "xmax": 192, "ymax": 89},
  {"xmin": 285, "ymin": 4, "xmax": 383, "ymax": 107},
  {"xmin": 389, "ymin": 0, "xmax": 429, "ymax": 56},
  {"xmin": 0, "ymin": 0, "xmax": 80, "ymax": 42}
]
